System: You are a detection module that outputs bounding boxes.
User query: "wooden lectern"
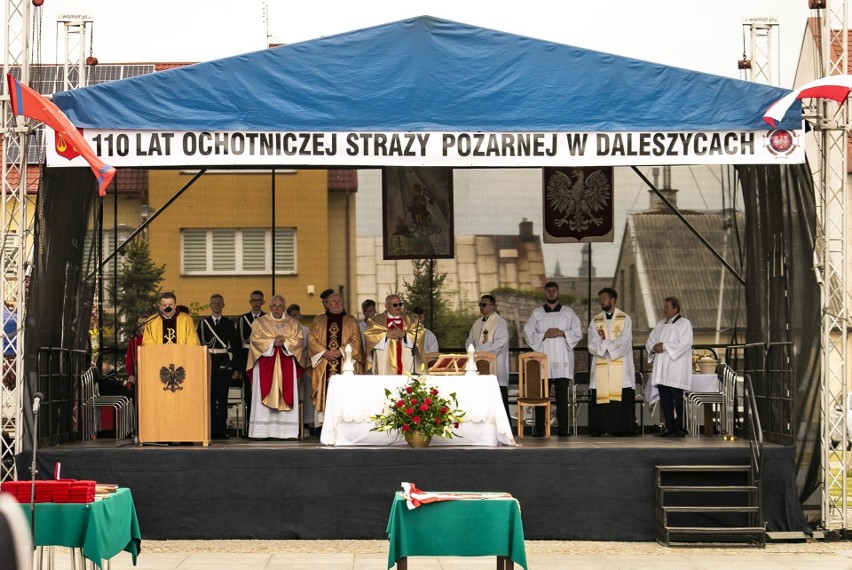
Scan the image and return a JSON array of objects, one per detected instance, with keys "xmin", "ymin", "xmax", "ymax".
[{"xmin": 138, "ymin": 345, "xmax": 211, "ymax": 446}]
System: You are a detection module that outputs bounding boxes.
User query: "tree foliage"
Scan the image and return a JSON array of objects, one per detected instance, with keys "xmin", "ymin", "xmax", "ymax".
[
  {"xmin": 107, "ymin": 238, "xmax": 165, "ymax": 340},
  {"xmin": 401, "ymin": 259, "xmax": 480, "ymax": 349},
  {"xmin": 401, "ymin": 259, "xmax": 447, "ymax": 329}
]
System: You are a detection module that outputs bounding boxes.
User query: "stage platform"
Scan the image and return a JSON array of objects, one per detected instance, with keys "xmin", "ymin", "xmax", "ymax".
[{"xmin": 18, "ymin": 435, "xmax": 807, "ymax": 541}]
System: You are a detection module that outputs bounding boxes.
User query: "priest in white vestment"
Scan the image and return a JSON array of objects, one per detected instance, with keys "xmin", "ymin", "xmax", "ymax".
[
  {"xmin": 523, "ymin": 282, "xmax": 583, "ymax": 437},
  {"xmin": 587, "ymin": 287, "xmax": 636, "ymax": 436},
  {"xmin": 466, "ymin": 294, "xmax": 510, "ymax": 416},
  {"xmin": 363, "ymin": 294, "xmax": 425, "ymax": 375},
  {"xmin": 246, "ymin": 294, "xmax": 304, "ymax": 440},
  {"xmin": 646, "ymin": 296, "xmax": 693, "ymax": 437}
]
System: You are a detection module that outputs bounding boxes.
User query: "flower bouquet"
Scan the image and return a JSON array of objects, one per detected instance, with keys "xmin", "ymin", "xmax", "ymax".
[{"xmin": 370, "ymin": 375, "xmax": 465, "ymax": 447}]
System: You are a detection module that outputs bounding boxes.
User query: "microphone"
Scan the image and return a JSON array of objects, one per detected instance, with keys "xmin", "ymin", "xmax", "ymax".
[{"xmin": 32, "ymin": 392, "xmax": 44, "ymax": 414}]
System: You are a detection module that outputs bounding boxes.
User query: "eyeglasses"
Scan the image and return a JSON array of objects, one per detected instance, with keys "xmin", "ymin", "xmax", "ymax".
[
  {"xmin": 390, "ymin": 303, "xmax": 403, "ymax": 307},
  {"xmin": 479, "ymin": 303, "xmax": 492, "ymax": 307}
]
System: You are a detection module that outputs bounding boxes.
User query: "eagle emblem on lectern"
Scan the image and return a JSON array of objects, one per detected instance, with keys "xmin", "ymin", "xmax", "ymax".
[{"xmin": 159, "ymin": 363, "xmax": 186, "ymax": 392}]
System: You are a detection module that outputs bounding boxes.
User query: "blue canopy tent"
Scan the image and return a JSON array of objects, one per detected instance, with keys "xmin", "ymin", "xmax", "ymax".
[
  {"xmin": 27, "ymin": 16, "xmax": 813, "ymax": 537},
  {"xmin": 47, "ymin": 15, "xmax": 803, "ymax": 170}
]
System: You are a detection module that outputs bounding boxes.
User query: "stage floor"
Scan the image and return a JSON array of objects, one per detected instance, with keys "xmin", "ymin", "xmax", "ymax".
[
  {"xmin": 66, "ymin": 431, "xmax": 755, "ymax": 450},
  {"xmin": 20, "ymin": 433, "xmax": 808, "ymax": 541}
]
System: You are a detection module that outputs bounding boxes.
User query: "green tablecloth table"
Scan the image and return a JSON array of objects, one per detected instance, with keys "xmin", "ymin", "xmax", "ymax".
[
  {"xmin": 24, "ymin": 487, "xmax": 141, "ymax": 568},
  {"xmin": 386, "ymin": 492, "xmax": 527, "ymax": 569}
]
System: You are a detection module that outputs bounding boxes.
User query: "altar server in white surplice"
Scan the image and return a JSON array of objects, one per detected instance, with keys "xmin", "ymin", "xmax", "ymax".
[
  {"xmin": 466, "ymin": 294, "xmax": 510, "ymax": 417},
  {"xmin": 523, "ymin": 281, "xmax": 582, "ymax": 437},
  {"xmin": 587, "ymin": 287, "xmax": 636, "ymax": 436},
  {"xmin": 646, "ymin": 296, "xmax": 693, "ymax": 438}
]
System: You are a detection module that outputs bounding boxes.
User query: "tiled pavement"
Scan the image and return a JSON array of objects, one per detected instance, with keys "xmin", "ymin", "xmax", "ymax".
[{"xmin": 38, "ymin": 540, "xmax": 852, "ymax": 569}]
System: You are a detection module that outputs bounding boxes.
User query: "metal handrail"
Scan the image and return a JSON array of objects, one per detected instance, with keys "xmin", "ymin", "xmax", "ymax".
[{"xmin": 743, "ymin": 372, "xmax": 764, "ymax": 527}]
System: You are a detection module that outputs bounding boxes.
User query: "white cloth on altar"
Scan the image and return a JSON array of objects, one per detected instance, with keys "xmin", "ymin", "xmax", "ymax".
[
  {"xmin": 248, "ymin": 341, "xmax": 301, "ymax": 440},
  {"xmin": 319, "ymin": 374, "xmax": 516, "ymax": 447}
]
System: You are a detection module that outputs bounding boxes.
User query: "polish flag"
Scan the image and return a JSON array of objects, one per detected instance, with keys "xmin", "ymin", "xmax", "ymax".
[
  {"xmin": 763, "ymin": 75, "xmax": 852, "ymax": 128},
  {"xmin": 6, "ymin": 74, "xmax": 115, "ymax": 196}
]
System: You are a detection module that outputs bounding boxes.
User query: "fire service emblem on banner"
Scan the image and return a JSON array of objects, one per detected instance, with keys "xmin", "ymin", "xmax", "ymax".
[{"xmin": 542, "ymin": 166, "xmax": 614, "ymax": 243}]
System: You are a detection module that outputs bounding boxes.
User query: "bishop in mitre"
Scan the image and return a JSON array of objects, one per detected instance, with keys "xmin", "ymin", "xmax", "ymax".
[
  {"xmin": 246, "ymin": 294, "xmax": 304, "ymax": 440},
  {"xmin": 363, "ymin": 294, "xmax": 425, "ymax": 375},
  {"xmin": 587, "ymin": 287, "xmax": 636, "ymax": 436}
]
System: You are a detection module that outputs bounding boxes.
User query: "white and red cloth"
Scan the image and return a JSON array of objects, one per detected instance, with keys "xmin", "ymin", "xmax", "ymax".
[
  {"xmin": 400, "ymin": 481, "xmax": 515, "ymax": 510},
  {"xmin": 763, "ymin": 75, "xmax": 852, "ymax": 128}
]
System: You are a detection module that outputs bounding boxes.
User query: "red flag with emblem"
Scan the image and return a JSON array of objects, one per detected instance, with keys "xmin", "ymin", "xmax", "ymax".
[{"xmin": 6, "ymin": 73, "xmax": 115, "ymax": 196}]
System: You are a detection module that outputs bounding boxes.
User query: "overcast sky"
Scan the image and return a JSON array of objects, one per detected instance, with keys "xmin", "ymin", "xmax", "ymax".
[{"xmin": 17, "ymin": 1, "xmax": 813, "ymax": 87}]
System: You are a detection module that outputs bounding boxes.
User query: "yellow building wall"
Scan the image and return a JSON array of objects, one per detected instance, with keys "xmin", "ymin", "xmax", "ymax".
[
  {"xmin": 147, "ymin": 169, "xmax": 330, "ymax": 317},
  {"xmin": 326, "ymin": 190, "xmax": 358, "ymax": 311}
]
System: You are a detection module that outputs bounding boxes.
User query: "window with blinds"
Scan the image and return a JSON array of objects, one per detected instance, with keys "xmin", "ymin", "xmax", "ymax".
[{"xmin": 181, "ymin": 228, "xmax": 297, "ymax": 275}]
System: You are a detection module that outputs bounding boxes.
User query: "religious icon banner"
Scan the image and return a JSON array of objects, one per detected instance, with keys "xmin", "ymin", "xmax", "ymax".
[
  {"xmin": 382, "ymin": 167, "xmax": 454, "ymax": 259},
  {"xmin": 542, "ymin": 166, "xmax": 614, "ymax": 243}
]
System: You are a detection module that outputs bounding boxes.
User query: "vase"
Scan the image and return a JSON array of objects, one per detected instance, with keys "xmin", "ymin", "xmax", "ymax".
[{"xmin": 404, "ymin": 430, "xmax": 432, "ymax": 448}]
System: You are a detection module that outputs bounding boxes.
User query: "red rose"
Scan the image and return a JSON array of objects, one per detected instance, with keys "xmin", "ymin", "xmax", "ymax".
[
  {"xmin": 424, "ymin": 398, "xmax": 432, "ymax": 405},
  {"xmin": 402, "ymin": 424, "xmax": 411, "ymax": 432},
  {"xmin": 441, "ymin": 406, "xmax": 448, "ymax": 413},
  {"xmin": 406, "ymin": 386, "xmax": 413, "ymax": 393},
  {"xmin": 434, "ymin": 417, "xmax": 442, "ymax": 425},
  {"xmin": 413, "ymin": 416, "xmax": 421, "ymax": 424},
  {"xmin": 432, "ymin": 389, "xmax": 439, "ymax": 395},
  {"xmin": 419, "ymin": 404, "xmax": 428, "ymax": 412},
  {"xmin": 405, "ymin": 408, "xmax": 414, "ymax": 415},
  {"xmin": 410, "ymin": 397, "xmax": 418, "ymax": 405},
  {"xmin": 453, "ymin": 422, "xmax": 459, "ymax": 428},
  {"xmin": 396, "ymin": 400, "xmax": 405, "ymax": 408}
]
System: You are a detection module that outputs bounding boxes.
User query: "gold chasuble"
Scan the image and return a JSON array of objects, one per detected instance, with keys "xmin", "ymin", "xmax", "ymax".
[
  {"xmin": 308, "ymin": 312, "xmax": 364, "ymax": 412},
  {"xmin": 363, "ymin": 312, "xmax": 425, "ymax": 375},
  {"xmin": 593, "ymin": 311, "xmax": 626, "ymax": 404},
  {"xmin": 141, "ymin": 313, "xmax": 200, "ymax": 346},
  {"xmin": 246, "ymin": 315, "xmax": 304, "ymax": 411}
]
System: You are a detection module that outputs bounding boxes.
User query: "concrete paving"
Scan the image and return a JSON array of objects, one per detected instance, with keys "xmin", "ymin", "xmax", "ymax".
[{"xmin": 36, "ymin": 539, "xmax": 852, "ymax": 569}]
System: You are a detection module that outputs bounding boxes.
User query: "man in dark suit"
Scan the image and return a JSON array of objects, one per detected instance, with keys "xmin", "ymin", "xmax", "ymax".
[
  {"xmin": 235, "ymin": 290, "xmax": 265, "ymax": 436},
  {"xmin": 197, "ymin": 293, "xmax": 241, "ymax": 439}
]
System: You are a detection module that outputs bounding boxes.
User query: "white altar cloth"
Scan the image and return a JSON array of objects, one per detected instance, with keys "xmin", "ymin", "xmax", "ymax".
[{"xmin": 319, "ymin": 374, "xmax": 516, "ymax": 446}]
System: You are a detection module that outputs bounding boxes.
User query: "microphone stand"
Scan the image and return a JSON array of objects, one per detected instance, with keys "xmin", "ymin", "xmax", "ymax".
[
  {"xmin": 29, "ymin": 394, "xmax": 42, "ymax": 556},
  {"xmin": 409, "ymin": 317, "xmax": 421, "ymax": 376}
]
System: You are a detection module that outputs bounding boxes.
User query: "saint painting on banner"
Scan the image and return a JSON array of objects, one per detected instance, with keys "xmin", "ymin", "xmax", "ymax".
[{"xmin": 382, "ymin": 166, "xmax": 454, "ymax": 259}]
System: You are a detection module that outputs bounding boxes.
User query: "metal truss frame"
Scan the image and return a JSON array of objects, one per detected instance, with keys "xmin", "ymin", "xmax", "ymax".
[
  {"xmin": 819, "ymin": 0, "xmax": 850, "ymax": 532},
  {"xmin": 0, "ymin": 0, "xmax": 31, "ymax": 481}
]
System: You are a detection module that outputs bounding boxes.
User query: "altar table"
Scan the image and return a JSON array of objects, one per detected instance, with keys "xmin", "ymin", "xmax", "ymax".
[
  {"xmin": 26, "ymin": 487, "xmax": 141, "ymax": 568},
  {"xmin": 386, "ymin": 492, "xmax": 527, "ymax": 569},
  {"xmin": 320, "ymin": 374, "xmax": 516, "ymax": 446}
]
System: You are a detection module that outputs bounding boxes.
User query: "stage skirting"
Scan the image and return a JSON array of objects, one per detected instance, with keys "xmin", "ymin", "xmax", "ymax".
[{"xmin": 19, "ymin": 443, "xmax": 808, "ymax": 540}]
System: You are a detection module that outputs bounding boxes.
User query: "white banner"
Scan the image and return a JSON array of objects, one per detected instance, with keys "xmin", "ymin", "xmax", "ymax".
[{"xmin": 45, "ymin": 127, "xmax": 805, "ymax": 168}]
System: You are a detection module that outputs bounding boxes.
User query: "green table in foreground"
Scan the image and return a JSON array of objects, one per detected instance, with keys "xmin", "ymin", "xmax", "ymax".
[
  {"xmin": 25, "ymin": 487, "xmax": 142, "ymax": 569},
  {"xmin": 386, "ymin": 492, "xmax": 527, "ymax": 569}
]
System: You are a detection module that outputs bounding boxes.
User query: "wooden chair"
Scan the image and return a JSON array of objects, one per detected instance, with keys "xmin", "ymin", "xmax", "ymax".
[
  {"xmin": 424, "ymin": 352, "xmax": 441, "ymax": 372},
  {"xmin": 517, "ymin": 352, "xmax": 550, "ymax": 439},
  {"xmin": 475, "ymin": 352, "xmax": 497, "ymax": 376}
]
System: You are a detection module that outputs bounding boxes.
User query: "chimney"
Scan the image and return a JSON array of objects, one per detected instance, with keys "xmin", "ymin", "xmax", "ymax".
[
  {"xmin": 648, "ymin": 166, "xmax": 678, "ymax": 211},
  {"xmin": 519, "ymin": 218, "xmax": 534, "ymax": 240}
]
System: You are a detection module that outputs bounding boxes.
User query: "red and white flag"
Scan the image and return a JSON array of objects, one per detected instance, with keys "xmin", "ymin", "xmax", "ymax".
[
  {"xmin": 763, "ymin": 75, "xmax": 852, "ymax": 128},
  {"xmin": 6, "ymin": 73, "xmax": 116, "ymax": 196}
]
